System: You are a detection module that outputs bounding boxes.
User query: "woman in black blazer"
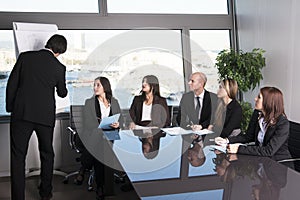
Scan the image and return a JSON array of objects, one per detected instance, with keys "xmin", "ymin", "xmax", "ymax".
[
  {"xmin": 129, "ymin": 75, "xmax": 170, "ymax": 129},
  {"xmin": 216, "ymin": 86, "xmax": 291, "ymax": 161},
  {"xmin": 75, "ymin": 76, "xmax": 122, "ymax": 200},
  {"xmin": 210, "ymin": 79, "xmax": 242, "ymax": 138}
]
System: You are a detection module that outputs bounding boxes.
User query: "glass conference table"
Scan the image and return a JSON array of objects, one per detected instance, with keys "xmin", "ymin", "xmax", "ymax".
[{"xmin": 84, "ymin": 128, "xmax": 300, "ymax": 200}]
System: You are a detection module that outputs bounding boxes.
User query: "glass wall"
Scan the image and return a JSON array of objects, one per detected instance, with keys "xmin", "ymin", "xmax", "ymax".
[
  {"xmin": 0, "ymin": 29, "xmax": 231, "ymax": 115},
  {"xmin": 0, "ymin": 31, "xmax": 15, "ymax": 115},
  {"xmin": 58, "ymin": 30, "xmax": 184, "ymax": 109},
  {"xmin": 190, "ymin": 30, "xmax": 230, "ymax": 93},
  {"xmin": 0, "ymin": 0, "xmax": 234, "ymax": 115},
  {"xmin": 1, "ymin": 0, "xmax": 99, "ymax": 13},
  {"xmin": 108, "ymin": 0, "xmax": 228, "ymax": 14}
]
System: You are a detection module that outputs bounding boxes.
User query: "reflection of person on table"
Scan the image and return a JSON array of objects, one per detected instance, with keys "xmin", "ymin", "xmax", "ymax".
[
  {"xmin": 129, "ymin": 75, "xmax": 170, "ymax": 129},
  {"xmin": 213, "ymin": 153, "xmax": 231, "ymax": 181},
  {"xmin": 134, "ymin": 130, "xmax": 166, "ymax": 159},
  {"xmin": 213, "ymin": 153, "xmax": 287, "ymax": 200},
  {"xmin": 251, "ymin": 158, "xmax": 287, "ymax": 200},
  {"xmin": 215, "ymin": 86, "xmax": 291, "ymax": 161},
  {"xmin": 188, "ymin": 136, "xmax": 206, "ymax": 167},
  {"xmin": 76, "ymin": 76, "xmax": 122, "ymax": 200}
]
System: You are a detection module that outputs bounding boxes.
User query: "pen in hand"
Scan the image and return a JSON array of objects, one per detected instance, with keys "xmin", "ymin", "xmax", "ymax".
[{"xmin": 186, "ymin": 121, "xmax": 194, "ymax": 127}]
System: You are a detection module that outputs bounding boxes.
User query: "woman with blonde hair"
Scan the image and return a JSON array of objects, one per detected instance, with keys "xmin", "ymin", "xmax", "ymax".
[{"xmin": 210, "ymin": 79, "xmax": 242, "ymax": 138}]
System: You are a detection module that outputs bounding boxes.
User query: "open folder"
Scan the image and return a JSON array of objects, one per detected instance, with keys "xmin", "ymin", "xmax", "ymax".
[
  {"xmin": 98, "ymin": 113, "xmax": 121, "ymax": 129},
  {"xmin": 102, "ymin": 129, "xmax": 121, "ymax": 140}
]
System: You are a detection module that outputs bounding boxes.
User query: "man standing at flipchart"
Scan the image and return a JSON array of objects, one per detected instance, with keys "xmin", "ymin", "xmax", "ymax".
[{"xmin": 6, "ymin": 34, "xmax": 68, "ymax": 200}]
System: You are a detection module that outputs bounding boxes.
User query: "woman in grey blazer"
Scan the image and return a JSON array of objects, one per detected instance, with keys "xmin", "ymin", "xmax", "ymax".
[{"xmin": 75, "ymin": 76, "xmax": 122, "ymax": 200}]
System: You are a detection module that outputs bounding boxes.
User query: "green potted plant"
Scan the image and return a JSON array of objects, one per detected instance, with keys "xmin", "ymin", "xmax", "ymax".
[{"xmin": 215, "ymin": 48, "xmax": 266, "ymax": 132}]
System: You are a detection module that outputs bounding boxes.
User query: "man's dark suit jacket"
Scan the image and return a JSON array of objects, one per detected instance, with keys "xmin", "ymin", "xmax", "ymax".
[
  {"xmin": 6, "ymin": 49, "xmax": 68, "ymax": 127},
  {"xmin": 129, "ymin": 95, "xmax": 171, "ymax": 128},
  {"xmin": 229, "ymin": 109, "xmax": 291, "ymax": 161},
  {"xmin": 177, "ymin": 90, "xmax": 217, "ymax": 129}
]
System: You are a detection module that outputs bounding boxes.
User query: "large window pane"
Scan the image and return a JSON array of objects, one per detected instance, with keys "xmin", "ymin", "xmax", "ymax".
[
  {"xmin": 190, "ymin": 30, "xmax": 230, "ymax": 93},
  {"xmin": 59, "ymin": 30, "xmax": 184, "ymax": 109},
  {"xmin": 0, "ymin": 29, "xmax": 184, "ymax": 115},
  {"xmin": 0, "ymin": 31, "xmax": 15, "ymax": 116},
  {"xmin": 1, "ymin": 0, "xmax": 99, "ymax": 13},
  {"xmin": 108, "ymin": 0, "xmax": 228, "ymax": 14},
  {"xmin": 0, "ymin": 29, "xmax": 230, "ymax": 115}
]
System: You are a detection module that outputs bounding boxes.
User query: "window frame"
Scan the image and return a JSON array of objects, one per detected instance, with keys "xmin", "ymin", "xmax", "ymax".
[{"xmin": 0, "ymin": 0, "xmax": 237, "ymax": 114}]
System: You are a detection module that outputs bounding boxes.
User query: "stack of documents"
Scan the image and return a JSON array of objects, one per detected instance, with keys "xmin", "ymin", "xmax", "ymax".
[
  {"xmin": 161, "ymin": 127, "xmax": 214, "ymax": 136},
  {"xmin": 209, "ymin": 145, "xmax": 227, "ymax": 153},
  {"xmin": 134, "ymin": 125, "xmax": 158, "ymax": 130}
]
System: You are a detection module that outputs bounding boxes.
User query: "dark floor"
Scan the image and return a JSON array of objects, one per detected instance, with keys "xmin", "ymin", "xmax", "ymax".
[{"xmin": 0, "ymin": 173, "xmax": 140, "ymax": 200}]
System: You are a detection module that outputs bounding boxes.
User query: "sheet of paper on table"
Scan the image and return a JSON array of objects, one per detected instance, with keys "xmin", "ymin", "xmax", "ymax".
[{"xmin": 161, "ymin": 127, "xmax": 214, "ymax": 136}]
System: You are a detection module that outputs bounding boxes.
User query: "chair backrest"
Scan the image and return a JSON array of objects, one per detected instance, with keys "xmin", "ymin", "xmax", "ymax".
[
  {"xmin": 168, "ymin": 106, "xmax": 173, "ymax": 127},
  {"xmin": 68, "ymin": 105, "xmax": 84, "ymax": 152},
  {"xmin": 172, "ymin": 106, "xmax": 179, "ymax": 127},
  {"xmin": 289, "ymin": 121, "xmax": 300, "ymax": 159}
]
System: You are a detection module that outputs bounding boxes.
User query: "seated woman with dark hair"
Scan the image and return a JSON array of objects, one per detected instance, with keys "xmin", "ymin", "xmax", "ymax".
[
  {"xmin": 74, "ymin": 76, "xmax": 122, "ymax": 200},
  {"xmin": 215, "ymin": 86, "xmax": 291, "ymax": 161},
  {"xmin": 129, "ymin": 75, "xmax": 170, "ymax": 129}
]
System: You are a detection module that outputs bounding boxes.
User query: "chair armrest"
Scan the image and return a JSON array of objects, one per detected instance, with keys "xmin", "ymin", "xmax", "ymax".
[
  {"xmin": 278, "ymin": 158, "xmax": 300, "ymax": 163},
  {"xmin": 66, "ymin": 126, "xmax": 81, "ymax": 153}
]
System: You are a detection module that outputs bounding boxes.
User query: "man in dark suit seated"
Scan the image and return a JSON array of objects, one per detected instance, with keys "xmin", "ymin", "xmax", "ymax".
[
  {"xmin": 177, "ymin": 72, "xmax": 217, "ymax": 132},
  {"xmin": 6, "ymin": 34, "xmax": 68, "ymax": 200}
]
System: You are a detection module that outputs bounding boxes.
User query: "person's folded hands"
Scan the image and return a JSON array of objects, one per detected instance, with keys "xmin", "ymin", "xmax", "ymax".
[
  {"xmin": 226, "ymin": 143, "xmax": 240, "ymax": 153},
  {"xmin": 129, "ymin": 122, "xmax": 136, "ymax": 130},
  {"xmin": 191, "ymin": 124, "xmax": 202, "ymax": 131},
  {"xmin": 214, "ymin": 137, "xmax": 228, "ymax": 146}
]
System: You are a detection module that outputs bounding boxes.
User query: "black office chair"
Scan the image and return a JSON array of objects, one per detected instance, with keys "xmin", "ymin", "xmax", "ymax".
[
  {"xmin": 167, "ymin": 105, "xmax": 180, "ymax": 127},
  {"xmin": 278, "ymin": 121, "xmax": 300, "ymax": 172},
  {"xmin": 168, "ymin": 106, "xmax": 173, "ymax": 127},
  {"xmin": 172, "ymin": 106, "xmax": 180, "ymax": 127},
  {"xmin": 62, "ymin": 105, "xmax": 95, "ymax": 191}
]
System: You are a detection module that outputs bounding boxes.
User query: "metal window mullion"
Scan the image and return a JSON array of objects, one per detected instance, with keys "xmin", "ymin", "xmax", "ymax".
[
  {"xmin": 99, "ymin": 0, "xmax": 108, "ymax": 16},
  {"xmin": 181, "ymin": 28, "xmax": 192, "ymax": 92},
  {"xmin": 228, "ymin": 0, "xmax": 238, "ymax": 51}
]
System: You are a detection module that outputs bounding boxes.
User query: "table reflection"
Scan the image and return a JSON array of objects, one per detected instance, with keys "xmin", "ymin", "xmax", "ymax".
[
  {"xmin": 132, "ymin": 129, "xmax": 166, "ymax": 159},
  {"xmin": 108, "ymin": 130, "xmax": 300, "ymax": 199},
  {"xmin": 213, "ymin": 153, "xmax": 288, "ymax": 200}
]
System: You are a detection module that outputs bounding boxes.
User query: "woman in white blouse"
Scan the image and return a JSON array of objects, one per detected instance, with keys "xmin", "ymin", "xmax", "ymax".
[
  {"xmin": 75, "ymin": 76, "xmax": 121, "ymax": 200},
  {"xmin": 129, "ymin": 75, "xmax": 170, "ymax": 129}
]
